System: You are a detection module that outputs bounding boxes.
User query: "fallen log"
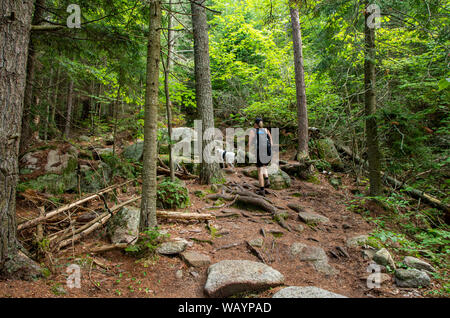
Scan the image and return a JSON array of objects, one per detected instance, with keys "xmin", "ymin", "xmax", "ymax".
[
  {"xmin": 157, "ymin": 166, "xmax": 197, "ymax": 180},
  {"xmin": 18, "ymin": 180, "xmax": 136, "ymax": 231},
  {"xmin": 89, "ymin": 243, "xmax": 129, "ymax": 254},
  {"xmin": 335, "ymin": 141, "xmax": 449, "ymax": 218},
  {"xmin": 157, "ymin": 211, "xmax": 215, "ymax": 220}
]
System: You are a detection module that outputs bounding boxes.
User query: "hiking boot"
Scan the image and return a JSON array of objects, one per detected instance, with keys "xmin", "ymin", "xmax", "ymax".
[
  {"xmin": 256, "ymin": 189, "xmax": 266, "ymax": 197},
  {"xmin": 264, "ymin": 178, "xmax": 270, "ymax": 188}
]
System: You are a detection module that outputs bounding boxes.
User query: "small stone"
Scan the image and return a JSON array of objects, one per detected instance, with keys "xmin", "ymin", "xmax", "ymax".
[
  {"xmin": 190, "ymin": 271, "xmax": 200, "ymax": 278},
  {"xmin": 373, "ymin": 248, "xmax": 396, "ymax": 269},
  {"xmin": 298, "ymin": 211, "xmax": 329, "ymax": 225},
  {"xmin": 287, "ymin": 203, "xmax": 303, "ymax": 212},
  {"xmin": 403, "ymin": 256, "xmax": 436, "ymax": 273},
  {"xmin": 175, "ymin": 270, "xmax": 183, "ymax": 279},
  {"xmin": 156, "ymin": 241, "xmax": 187, "ymax": 255},
  {"xmin": 294, "ymin": 224, "xmax": 305, "ymax": 233},
  {"xmin": 181, "ymin": 251, "xmax": 211, "ymax": 267},
  {"xmin": 346, "ymin": 235, "xmax": 369, "ymax": 248},
  {"xmin": 273, "ymin": 286, "xmax": 347, "ymax": 298},
  {"xmin": 342, "ymin": 223, "xmax": 351, "ymax": 229},
  {"xmin": 395, "ymin": 268, "xmax": 431, "ymax": 288},
  {"xmin": 362, "ymin": 248, "xmax": 377, "ymax": 260},
  {"xmin": 248, "ymin": 238, "xmax": 264, "ymax": 248}
]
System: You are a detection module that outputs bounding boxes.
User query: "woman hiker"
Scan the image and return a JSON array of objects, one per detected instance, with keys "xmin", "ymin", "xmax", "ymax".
[{"xmin": 249, "ymin": 118, "xmax": 273, "ymax": 196}]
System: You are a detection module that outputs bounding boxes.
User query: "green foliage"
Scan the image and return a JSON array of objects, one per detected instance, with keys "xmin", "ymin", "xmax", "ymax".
[
  {"xmin": 125, "ymin": 227, "xmax": 169, "ymax": 257},
  {"xmin": 157, "ymin": 178, "xmax": 190, "ymax": 209}
]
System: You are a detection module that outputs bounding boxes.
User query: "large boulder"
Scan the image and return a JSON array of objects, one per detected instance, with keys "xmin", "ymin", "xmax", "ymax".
[
  {"xmin": 403, "ymin": 256, "xmax": 436, "ymax": 274},
  {"xmin": 108, "ymin": 207, "xmax": 140, "ymax": 244},
  {"xmin": 243, "ymin": 167, "xmax": 291, "ymax": 190},
  {"xmin": 44, "ymin": 147, "xmax": 79, "ymax": 174},
  {"xmin": 204, "ymin": 260, "xmax": 284, "ymax": 297},
  {"xmin": 395, "ymin": 268, "xmax": 431, "ymax": 288},
  {"xmin": 273, "ymin": 286, "xmax": 347, "ymax": 298},
  {"xmin": 316, "ymin": 138, "xmax": 344, "ymax": 171},
  {"xmin": 123, "ymin": 141, "xmax": 144, "ymax": 162}
]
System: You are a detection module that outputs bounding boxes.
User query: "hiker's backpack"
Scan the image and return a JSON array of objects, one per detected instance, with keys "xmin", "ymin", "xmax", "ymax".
[{"xmin": 256, "ymin": 128, "xmax": 272, "ymax": 157}]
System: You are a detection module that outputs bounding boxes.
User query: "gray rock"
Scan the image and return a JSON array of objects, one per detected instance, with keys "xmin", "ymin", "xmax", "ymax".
[
  {"xmin": 287, "ymin": 203, "xmax": 303, "ymax": 212},
  {"xmin": 181, "ymin": 251, "xmax": 211, "ymax": 267},
  {"xmin": 273, "ymin": 286, "xmax": 347, "ymax": 298},
  {"xmin": 269, "ymin": 169, "xmax": 291, "ymax": 190},
  {"xmin": 79, "ymin": 135, "xmax": 90, "ymax": 142},
  {"xmin": 298, "ymin": 211, "xmax": 329, "ymax": 225},
  {"xmin": 346, "ymin": 235, "xmax": 369, "ymax": 248},
  {"xmin": 291, "ymin": 243, "xmax": 327, "ymax": 262},
  {"xmin": 403, "ymin": 256, "xmax": 436, "ymax": 273},
  {"xmin": 3, "ymin": 251, "xmax": 43, "ymax": 281},
  {"xmin": 108, "ymin": 207, "xmax": 140, "ymax": 244},
  {"xmin": 316, "ymin": 138, "xmax": 344, "ymax": 171},
  {"xmin": 248, "ymin": 238, "xmax": 264, "ymax": 248},
  {"xmin": 45, "ymin": 148, "xmax": 78, "ymax": 174},
  {"xmin": 204, "ymin": 260, "xmax": 284, "ymax": 297},
  {"xmin": 243, "ymin": 167, "xmax": 291, "ymax": 190},
  {"xmin": 294, "ymin": 224, "xmax": 305, "ymax": 233},
  {"xmin": 123, "ymin": 141, "xmax": 144, "ymax": 162},
  {"xmin": 290, "ymin": 243, "xmax": 338, "ymax": 276},
  {"xmin": 362, "ymin": 248, "xmax": 377, "ymax": 260},
  {"xmin": 395, "ymin": 268, "xmax": 431, "ymax": 288},
  {"xmin": 175, "ymin": 270, "xmax": 183, "ymax": 279},
  {"xmin": 157, "ymin": 240, "xmax": 188, "ymax": 255},
  {"xmin": 373, "ymin": 248, "xmax": 396, "ymax": 269}
]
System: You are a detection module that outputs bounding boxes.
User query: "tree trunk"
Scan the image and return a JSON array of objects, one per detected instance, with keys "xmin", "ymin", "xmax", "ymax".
[
  {"xmin": 51, "ymin": 63, "xmax": 61, "ymax": 135},
  {"xmin": 64, "ymin": 79, "xmax": 74, "ymax": 139},
  {"xmin": 19, "ymin": 0, "xmax": 45, "ymax": 154},
  {"xmin": 140, "ymin": 0, "xmax": 161, "ymax": 230},
  {"xmin": 364, "ymin": 1, "xmax": 382, "ymax": 196},
  {"xmin": 164, "ymin": 0, "xmax": 175, "ymax": 181},
  {"xmin": 44, "ymin": 67, "xmax": 53, "ymax": 141},
  {"xmin": 112, "ymin": 85, "xmax": 121, "ymax": 156},
  {"xmin": 0, "ymin": 0, "xmax": 35, "ymax": 275},
  {"xmin": 191, "ymin": 0, "xmax": 222, "ymax": 184},
  {"xmin": 289, "ymin": 1, "xmax": 309, "ymax": 161}
]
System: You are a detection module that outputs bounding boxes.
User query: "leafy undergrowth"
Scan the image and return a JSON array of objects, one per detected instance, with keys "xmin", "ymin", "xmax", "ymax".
[{"xmin": 346, "ymin": 191, "xmax": 450, "ymax": 297}]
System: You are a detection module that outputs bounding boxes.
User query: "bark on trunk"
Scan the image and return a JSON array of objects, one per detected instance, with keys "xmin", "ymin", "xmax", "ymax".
[
  {"xmin": 140, "ymin": 0, "xmax": 161, "ymax": 230},
  {"xmin": 164, "ymin": 0, "xmax": 175, "ymax": 181},
  {"xmin": 289, "ymin": 1, "xmax": 309, "ymax": 161},
  {"xmin": 191, "ymin": 0, "xmax": 222, "ymax": 184},
  {"xmin": 19, "ymin": 0, "xmax": 45, "ymax": 154},
  {"xmin": 64, "ymin": 79, "xmax": 74, "ymax": 139},
  {"xmin": 364, "ymin": 1, "xmax": 382, "ymax": 196},
  {"xmin": 0, "ymin": 0, "xmax": 35, "ymax": 274}
]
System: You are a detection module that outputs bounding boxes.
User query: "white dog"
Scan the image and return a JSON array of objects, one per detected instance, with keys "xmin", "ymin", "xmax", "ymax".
[{"xmin": 215, "ymin": 148, "xmax": 236, "ymax": 168}]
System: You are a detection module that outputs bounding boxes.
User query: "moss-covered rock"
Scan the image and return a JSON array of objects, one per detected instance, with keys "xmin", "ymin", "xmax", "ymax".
[
  {"xmin": 122, "ymin": 141, "xmax": 144, "ymax": 162},
  {"xmin": 243, "ymin": 167, "xmax": 291, "ymax": 189},
  {"xmin": 316, "ymin": 138, "xmax": 344, "ymax": 171}
]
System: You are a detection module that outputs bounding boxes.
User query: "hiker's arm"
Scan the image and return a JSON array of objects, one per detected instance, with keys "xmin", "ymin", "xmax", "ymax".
[{"xmin": 267, "ymin": 129, "xmax": 273, "ymax": 145}]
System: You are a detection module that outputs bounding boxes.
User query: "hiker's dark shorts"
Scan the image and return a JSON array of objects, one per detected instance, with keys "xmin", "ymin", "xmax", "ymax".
[{"xmin": 256, "ymin": 154, "xmax": 271, "ymax": 168}]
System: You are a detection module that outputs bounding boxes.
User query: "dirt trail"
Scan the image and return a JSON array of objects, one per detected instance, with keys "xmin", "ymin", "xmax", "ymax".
[{"xmin": 1, "ymin": 165, "xmax": 414, "ymax": 298}]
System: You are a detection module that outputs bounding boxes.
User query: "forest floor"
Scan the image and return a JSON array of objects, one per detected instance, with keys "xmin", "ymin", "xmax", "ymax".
[{"xmin": 0, "ymin": 136, "xmax": 442, "ymax": 298}]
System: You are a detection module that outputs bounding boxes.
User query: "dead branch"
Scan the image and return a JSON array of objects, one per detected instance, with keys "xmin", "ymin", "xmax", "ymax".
[{"xmin": 18, "ymin": 180, "xmax": 135, "ymax": 231}]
